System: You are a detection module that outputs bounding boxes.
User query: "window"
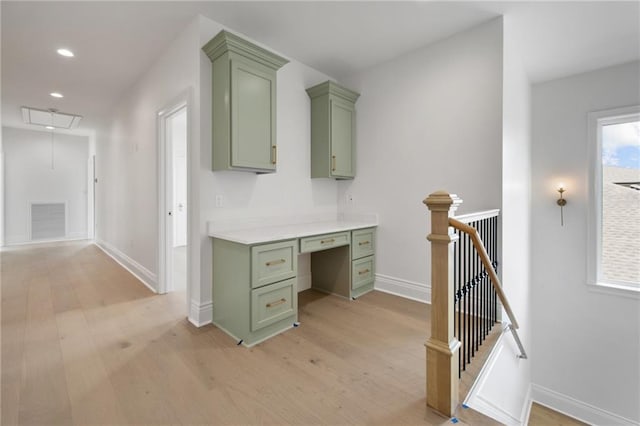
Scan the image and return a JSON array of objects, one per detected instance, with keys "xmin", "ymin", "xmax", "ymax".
[{"xmin": 588, "ymin": 106, "xmax": 640, "ymax": 294}]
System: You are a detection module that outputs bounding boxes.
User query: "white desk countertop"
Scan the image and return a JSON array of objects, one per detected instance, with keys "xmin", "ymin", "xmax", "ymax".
[{"xmin": 208, "ymin": 216, "xmax": 378, "ymax": 245}]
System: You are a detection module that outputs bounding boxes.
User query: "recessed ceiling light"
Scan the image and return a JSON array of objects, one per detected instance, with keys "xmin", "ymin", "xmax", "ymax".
[
  {"xmin": 50, "ymin": 92, "xmax": 64, "ymax": 98},
  {"xmin": 45, "ymin": 126, "xmax": 55, "ymax": 130},
  {"xmin": 57, "ymin": 48, "xmax": 74, "ymax": 57}
]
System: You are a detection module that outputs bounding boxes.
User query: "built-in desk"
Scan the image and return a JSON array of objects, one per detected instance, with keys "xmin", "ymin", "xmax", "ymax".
[{"xmin": 209, "ymin": 218, "xmax": 377, "ymax": 346}]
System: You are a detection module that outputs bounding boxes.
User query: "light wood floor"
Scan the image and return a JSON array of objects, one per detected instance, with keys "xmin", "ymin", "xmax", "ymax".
[
  {"xmin": 528, "ymin": 403, "xmax": 587, "ymax": 426},
  {"xmin": 2, "ymin": 241, "xmax": 502, "ymax": 425}
]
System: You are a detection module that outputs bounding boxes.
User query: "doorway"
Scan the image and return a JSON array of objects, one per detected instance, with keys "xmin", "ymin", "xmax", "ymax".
[{"xmin": 158, "ymin": 101, "xmax": 188, "ymax": 298}]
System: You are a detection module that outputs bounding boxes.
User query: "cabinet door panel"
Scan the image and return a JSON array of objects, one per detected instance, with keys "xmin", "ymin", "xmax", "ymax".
[
  {"xmin": 251, "ymin": 240, "xmax": 297, "ymax": 288},
  {"xmin": 330, "ymin": 99, "xmax": 354, "ymax": 178},
  {"xmin": 352, "ymin": 256, "xmax": 375, "ymax": 290},
  {"xmin": 352, "ymin": 228, "xmax": 375, "ymax": 260},
  {"xmin": 300, "ymin": 232, "xmax": 350, "ymax": 253},
  {"xmin": 251, "ymin": 278, "xmax": 296, "ymax": 331},
  {"xmin": 231, "ymin": 58, "xmax": 275, "ymax": 170}
]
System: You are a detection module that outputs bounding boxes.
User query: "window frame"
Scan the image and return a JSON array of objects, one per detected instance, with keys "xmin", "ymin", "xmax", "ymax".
[{"xmin": 587, "ymin": 105, "xmax": 640, "ymax": 297}]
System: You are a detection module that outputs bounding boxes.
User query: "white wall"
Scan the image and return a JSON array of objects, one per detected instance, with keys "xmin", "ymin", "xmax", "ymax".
[
  {"xmin": 339, "ymin": 18, "xmax": 504, "ymax": 301},
  {"xmin": 3, "ymin": 126, "xmax": 89, "ymax": 244},
  {"xmin": 531, "ymin": 61, "xmax": 640, "ymax": 424},
  {"xmin": 464, "ymin": 16, "xmax": 533, "ymax": 425},
  {"xmin": 95, "ymin": 17, "xmax": 200, "ymax": 296}
]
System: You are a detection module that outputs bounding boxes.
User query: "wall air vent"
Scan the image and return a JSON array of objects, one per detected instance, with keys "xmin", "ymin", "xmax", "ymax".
[
  {"xmin": 21, "ymin": 106, "xmax": 82, "ymax": 129},
  {"xmin": 31, "ymin": 202, "xmax": 66, "ymax": 240}
]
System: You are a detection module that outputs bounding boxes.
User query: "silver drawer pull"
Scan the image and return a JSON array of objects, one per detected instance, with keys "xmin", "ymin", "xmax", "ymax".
[
  {"xmin": 358, "ymin": 241, "xmax": 370, "ymax": 246},
  {"xmin": 265, "ymin": 258, "xmax": 286, "ymax": 267},
  {"xmin": 358, "ymin": 269, "xmax": 370, "ymax": 275},
  {"xmin": 266, "ymin": 298, "xmax": 287, "ymax": 308},
  {"xmin": 320, "ymin": 238, "xmax": 335, "ymax": 244}
]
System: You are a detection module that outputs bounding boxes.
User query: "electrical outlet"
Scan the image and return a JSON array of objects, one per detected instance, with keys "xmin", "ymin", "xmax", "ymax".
[{"xmin": 215, "ymin": 194, "xmax": 223, "ymax": 208}]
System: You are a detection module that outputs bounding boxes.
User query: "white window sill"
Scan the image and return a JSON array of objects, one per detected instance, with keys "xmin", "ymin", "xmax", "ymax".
[{"xmin": 588, "ymin": 281, "xmax": 640, "ymax": 299}]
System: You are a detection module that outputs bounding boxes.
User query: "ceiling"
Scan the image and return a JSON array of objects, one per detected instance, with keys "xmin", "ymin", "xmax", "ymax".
[{"xmin": 2, "ymin": 1, "xmax": 639, "ymax": 134}]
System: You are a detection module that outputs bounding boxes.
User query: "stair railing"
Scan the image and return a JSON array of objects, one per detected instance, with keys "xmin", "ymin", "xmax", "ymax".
[
  {"xmin": 451, "ymin": 209, "xmax": 500, "ymax": 377},
  {"xmin": 423, "ymin": 191, "xmax": 527, "ymax": 418},
  {"xmin": 449, "ymin": 217, "xmax": 527, "ymax": 361}
]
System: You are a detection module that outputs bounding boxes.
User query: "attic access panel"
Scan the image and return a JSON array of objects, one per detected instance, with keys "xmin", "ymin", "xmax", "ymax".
[{"xmin": 21, "ymin": 106, "xmax": 82, "ymax": 129}]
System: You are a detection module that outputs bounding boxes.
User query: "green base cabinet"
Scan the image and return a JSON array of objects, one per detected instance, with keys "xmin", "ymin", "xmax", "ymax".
[
  {"xmin": 212, "ymin": 226, "xmax": 375, "ymax": 345},
  {"xmin": 213, "ymin": 238, "xmax": 298, "ymax": 346},
  {"xmin": 203, "ymin": 31, "xmax": 289, "ymax": 173},
  {"xmin": 306, "ymin": 81, "xmax": 360, "ymax": 179},
  {"xmin": 350, "ymin": 228, "xmax": 376, "ymax": 298}
]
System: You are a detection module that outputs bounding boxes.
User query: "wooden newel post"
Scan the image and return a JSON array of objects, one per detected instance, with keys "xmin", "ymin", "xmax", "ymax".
[{"xmin": 423, "ymin": 190, "xmax": 462, "ymax": 417}]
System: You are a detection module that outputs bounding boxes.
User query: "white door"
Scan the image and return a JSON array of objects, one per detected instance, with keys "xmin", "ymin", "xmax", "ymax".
[
  {"xmin": 171, "ymin": 109, "xmax": 187, "ymax": 247},
  {"xmin": 162, "ymin": 104, "xmax": 188, "ymax": 293}
]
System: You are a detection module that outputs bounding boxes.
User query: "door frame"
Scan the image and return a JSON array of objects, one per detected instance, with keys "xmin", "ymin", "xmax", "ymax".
[{"xmin": 157, "ymin": 92, "xmax": 191, "ymax": 300}]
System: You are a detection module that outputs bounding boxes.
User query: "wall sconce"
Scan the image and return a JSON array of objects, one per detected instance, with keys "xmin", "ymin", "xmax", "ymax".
[{"xmin": 557, "ymin": 184, "xmax": 567, "ymax": 226}]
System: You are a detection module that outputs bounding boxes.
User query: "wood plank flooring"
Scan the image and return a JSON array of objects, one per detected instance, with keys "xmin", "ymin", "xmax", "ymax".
[
  {"xmin": 528, "ymin": 403, "xmax": 587, "ymax": 426},
  {"xmin": 2, "ymin": 240, "xmax": 501, "ymax": 425}
]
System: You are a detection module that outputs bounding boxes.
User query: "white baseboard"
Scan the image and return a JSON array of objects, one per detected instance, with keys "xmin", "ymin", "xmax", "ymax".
[
  {"xmin": 4, "ymin": 234, "xmax": 30, "ymax": 245},
  {"xmin": 189, "ymin": 300, "xmax": 213, "ymax": 327},
  {"xmin": 531, "ymin": 384, "xmax": 639, "ymax": 426},
  {"xmin": 521, "ymin": 386, "xmax": 533, "ymax": 426},
  {"xmin": 374, "ymin": 274, "xmax": 430, "ymax": 303},
  {"xmin": 4, "ymin": 235, "xmax": 87, "ymax": 246},
  {"xmin": 94, "ymin": 240, "xmax": 157, "ymax": 293}
]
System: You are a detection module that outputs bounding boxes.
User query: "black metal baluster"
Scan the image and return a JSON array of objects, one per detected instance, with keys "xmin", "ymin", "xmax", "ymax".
[
  {"xmin": 460, "ymin": 231, "xmax": 465, "ymax": 374},
  {"xmin": 472, "ymin": 220, "xmax": 477, "ymax": 357},
  {"xmin": 480, "ymin": 219, "xmax": 485, "ymax": 344},
  {"xmin": 492, "ymin": 216, "xmax": 497, "ymax": 325},
  {"xmin": 490, "ymin": 216, "xmax": 494, "ymax": 326},
  {"xmin": 465, "ymin": 230, "xmax": 472, "ymax": 364},
  {"xmin": 462, "ymin": 230, "xmax": 466, "ymax": 369},
  {"xmin": 485, "ymin": 217, "xmax": 489, "ymax": 333},
  {"xmin": 484, "ymin": 218, "xmax": 489, "ymax": 338},
  {"xmin": 481, "ymin": 218, "xmax": 486, "ymax": 340},
  {"xmin": 476, "ymin": 221, "xmax": 483, "ymax": 351},
  {"xmin": 476, "ymin": 220, "xmax": 480, "ymax": 353},
  {"xmin": 457, "ymin": 229, "xmax": 462, "ymax": 376},
  {"xmin": 479, "ymin": 219, "xmax": 484, "ymax": 341},
  {"xmin": 455, "ymin": 230, "xmax": 460, "ymax": 378}
]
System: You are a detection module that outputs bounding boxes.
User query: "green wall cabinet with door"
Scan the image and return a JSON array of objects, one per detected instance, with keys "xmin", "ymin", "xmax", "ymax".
[
  {"xmin": 306, "ymin": 81, "xmax": 360, "ymax": 179},
  {"xmin": 203, "ymin": 30, "xmax": 289, "ymax": 173}
]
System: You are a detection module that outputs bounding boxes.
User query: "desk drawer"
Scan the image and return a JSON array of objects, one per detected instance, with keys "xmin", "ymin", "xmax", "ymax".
[
  {"xmin": 352, "ymin": 256, "xmax": 375, "ymax": 290},
  {"xmin": 251, "ymin": 278, "xmax": 296, "ymax": 331},
  {"xmin": 300, "ymin": 232, "xmax": 350, "ymax": 253},
  {"xmin": 352, "ymin": 228, "xmax": 375, "ymax": 260},
  {"xmin": 251, "ymin": 240, "xmax": 297, "ymax": 288}
]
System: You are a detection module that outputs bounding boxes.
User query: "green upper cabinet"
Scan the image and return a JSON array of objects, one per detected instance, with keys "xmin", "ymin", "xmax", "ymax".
[
  {"xmin": 203, "ymin": 31, "xmax": 289, "ymax": 173},
  {"xmin": 306, "ymin": 81, "xmax": 360, "ymax": 179}
]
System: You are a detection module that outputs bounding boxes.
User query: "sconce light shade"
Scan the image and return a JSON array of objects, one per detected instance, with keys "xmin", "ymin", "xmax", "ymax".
[
  {"xmin": 557, "ymin": 184, "xmax": 567, "ymax": 225},
  {"xmin": 557, "ymin": 184, "xmax": 567, "ymax": 206}
]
